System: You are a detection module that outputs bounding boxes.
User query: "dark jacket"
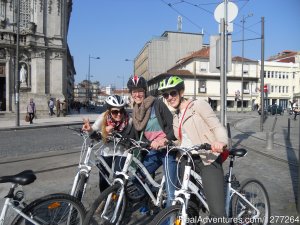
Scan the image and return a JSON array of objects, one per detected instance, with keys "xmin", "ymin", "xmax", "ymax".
[{"xmin": 136, "ymin": 98, "xmax": 176, "ymax": 142}]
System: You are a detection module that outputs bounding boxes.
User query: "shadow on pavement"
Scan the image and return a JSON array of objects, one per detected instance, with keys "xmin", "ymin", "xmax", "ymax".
[
  {"xmin": 283, "ymin": 129, "xmax": 299, "ymax": 205},
  {"xmin": 232, "ymin": 132, "xmax": 256, "ymax": 149}
]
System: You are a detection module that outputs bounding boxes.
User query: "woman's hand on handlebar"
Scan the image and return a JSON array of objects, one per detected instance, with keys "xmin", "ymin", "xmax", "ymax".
[
  {"xmin": 211, "ymin": 141, "xmax": 227, "ymax": 153},
  {"xmin": 151, "ymin": 138, "xmax": 168, "ymax": 150}
]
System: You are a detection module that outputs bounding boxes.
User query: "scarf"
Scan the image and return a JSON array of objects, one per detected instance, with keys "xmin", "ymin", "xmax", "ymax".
[
  {"xmin": 132, "ymin": 96, "xmax": 155, "ymax": 131},
  {"xmin": 106, "ymin": 112, "xmax": 129, "ymax": 132}
]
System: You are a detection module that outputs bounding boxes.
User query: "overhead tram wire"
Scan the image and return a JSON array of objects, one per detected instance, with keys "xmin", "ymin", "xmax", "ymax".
[{"xmin": 160, "ymin": 0, "xmax": 205, "ymax": 33}]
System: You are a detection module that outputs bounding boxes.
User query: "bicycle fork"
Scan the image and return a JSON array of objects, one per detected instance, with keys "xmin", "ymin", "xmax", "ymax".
[
  {"xmin": 172, "ymin": 165, "xmax": 192, "ymax": 225},
  {"xmin": 101, "ymin": 182, "xmax": 126, "ymax": 224},
  {"xmin": 102, "ymin": 153, "xmax": 132, "ymax": 224}
]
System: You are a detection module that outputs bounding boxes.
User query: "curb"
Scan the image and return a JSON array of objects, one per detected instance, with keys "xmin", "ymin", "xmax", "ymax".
[{"xmin": 0, "ymin": 120, "xmax": 96, "ymax": 131}]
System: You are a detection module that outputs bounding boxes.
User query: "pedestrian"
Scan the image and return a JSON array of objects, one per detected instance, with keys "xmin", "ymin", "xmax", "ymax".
[
  {"xmin": 27, "ymin": 98, "xmax": 36, "ymax": 124},
  {"xmin": 158, "ymin": 76, "xmax": 228, "ymax": 225},
  {"xmin": 293, "ymin": 102, "xmax": 298, "ymax": 120},
  {"xmin": 127, "ymin": 75, "xmax": 177, "ymax": 212},
  {"xmin": 48, "ymin": 98, "xmax": 55, "ymax": 116},
  {"xmin": 77, "ymin": 101, "xmax": 81, "ymax": 114},
  {"xmin": 62, "ymin": 99, "xmax": 68, "ymax": 116},
  {"xmin": 82, "ymin": 95, "xmax": 136, "ymax": 193},
  {"xmin": 56, "ymin": 99, "xmax": 61, "ymax": 117}
]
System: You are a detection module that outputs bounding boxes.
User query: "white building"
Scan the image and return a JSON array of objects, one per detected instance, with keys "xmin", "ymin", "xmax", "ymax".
[
  {"xmin": 148, "ymin": 47, "xmax": 260, "ymax": 111},
  {"xmin": 262, "ymin": 55, "xmax": 300, "ymax": 108}
]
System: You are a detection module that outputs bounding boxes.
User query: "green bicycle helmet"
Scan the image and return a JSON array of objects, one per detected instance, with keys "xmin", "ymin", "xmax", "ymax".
[{"xmin": 158, "ymin": 76, "xmax": 185, "ymax": 92}]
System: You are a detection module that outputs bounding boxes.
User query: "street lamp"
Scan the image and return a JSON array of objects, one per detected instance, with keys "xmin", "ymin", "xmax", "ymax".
[
  {"xmin": 125, "ymin": 58, "xmax": 135, "ymax": 75},
  {"xmin": 240, "ymin": 13, "xmax": 253, "ymax": 113},
  {"xmin": 15, "ymin": 0, "xmax": 20, "ymax": 126},
  {"xmin": 87, "ymin": 55, "xmax": 100, "ymax": 103}
]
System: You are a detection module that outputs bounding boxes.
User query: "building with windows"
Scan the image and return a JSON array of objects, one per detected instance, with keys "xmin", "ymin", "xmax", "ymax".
[
  {"xmin": 0, "ymin": 0, "xmax": 74, "ymax": 116},
  {"xmin": 264, "ymin": 58, "xmax": 300, "ymax": 109},
  {"xmin": 134, "ymin": 31, "xmax": 203, "ymax": 80},
  {"xmin": 148, "ymin": 47, "xmax": 260, "ymax": 111}
]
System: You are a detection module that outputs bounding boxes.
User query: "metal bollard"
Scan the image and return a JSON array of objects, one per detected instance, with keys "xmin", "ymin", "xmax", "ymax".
[{"xmin": 266, "ymin": 131, "xmax": 274, "ymax": 150}]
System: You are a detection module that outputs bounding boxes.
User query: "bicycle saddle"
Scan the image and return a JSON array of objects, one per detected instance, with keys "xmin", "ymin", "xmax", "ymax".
[
  {"xmin": 229, "ymin": 148, "xmax": 247, "ymax": 157},
  {"xmin": 0, "ymin": 170, "xmax": 37, "ymax": 185}
]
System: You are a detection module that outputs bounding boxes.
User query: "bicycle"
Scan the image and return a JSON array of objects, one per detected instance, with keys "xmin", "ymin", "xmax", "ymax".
[
  {"xmin": 150, "ymin": 144, "xmax": 270, "ymax": 225},
  {"xmin": 0, "ymin": 169, "xmax": 85, "ymax": 225},
  {"xmin": 83, "ymin": 133, "xmax": 169, "ymax": 225},
  {"xmin": 70, "ymin": 130, "xmax": 116, "ymax": 202}
]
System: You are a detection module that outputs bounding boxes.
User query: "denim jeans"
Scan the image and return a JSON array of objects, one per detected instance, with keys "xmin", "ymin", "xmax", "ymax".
[{"xmin": 142, "ymin": 149, "xmax": 177, "ymax": 207}]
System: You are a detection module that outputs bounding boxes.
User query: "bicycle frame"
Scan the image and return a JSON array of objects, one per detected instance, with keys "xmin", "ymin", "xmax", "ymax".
[
  {"xmin": 70, "ymin": 136, "xmax": 115, "ymax": 197},
  {"xmin": 129, "ymin": 156, "xmax": 165, "ymax": 206},
  {"xmin": 170, "ymin": 148, "xmax": 262, "ymax": 225},
  {"xmin": 100, "ymin": 147, "xmax": 166, "ymax": 223},
  {"xmin": 171, "ymin": 156, "xmax": 209, "ymax": 225},
  {"xmin": 0, "ymin": 184, "xmax": 39, "ymax": 225}
]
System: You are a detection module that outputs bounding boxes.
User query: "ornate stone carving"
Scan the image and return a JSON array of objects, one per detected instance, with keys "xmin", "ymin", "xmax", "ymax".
[
  {"xmin": 26, "ymin": 22, "xmax": 36, "ymax": 34},
  {"xmin": 51, "ymin": 51, "xmax": 63, "ymax": 59},
  {"xmin": 57, "ymin": 0, "xmax": 61, "ymax": 15},
  {"xmin": 48, "ymin": 0, "xmax": 53, "ymax": 14},
  {"xmin": 33, "ymin": 50, "xmax": 45, "ymax": 59},
  {"xmin": 39, "ymin": 0, "xmax": 44, "ymax": 12}
]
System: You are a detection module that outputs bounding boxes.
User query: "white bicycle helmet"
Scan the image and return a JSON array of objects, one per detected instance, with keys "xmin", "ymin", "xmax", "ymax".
[{"xmin": 105, "ymin": 95, "xmax": 126, "ymax": 108}]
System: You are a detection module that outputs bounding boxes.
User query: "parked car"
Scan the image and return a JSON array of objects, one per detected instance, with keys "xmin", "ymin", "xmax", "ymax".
[{"xmin": 269, "ymin": 104, "xmax": 283, "ymax": 115}]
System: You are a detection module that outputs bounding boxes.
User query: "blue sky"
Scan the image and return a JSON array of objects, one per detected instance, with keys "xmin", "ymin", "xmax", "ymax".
[{"xmin": 68, "ymin": 0, "xmax": 300, "ymax": 88}]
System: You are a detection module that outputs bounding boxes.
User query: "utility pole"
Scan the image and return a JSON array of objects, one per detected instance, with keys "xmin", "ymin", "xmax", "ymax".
[
  {"xmin": 87, "ymin": 55, "xmax": 100, "ymax": 104},
  {"xmin": 193, "ymin": 61, "xmax": 196, "ymax": 100},
  {"xmin": 241, "ymin": 15, "xmax": 245, "ymax": 113},
  {"xmin": 220, "ymin": 18, "xmax": 226, "ymax": 127},
  {"xmin": 15, "ymin": 0, "xmax": 20, "ymax": 127},
  {"xmin": 241, "ymin": 13, "xmax": 253, "ymax": 113},
  {"xmin": 260, "ymin": 17, "xmax": 265, "ymax": 132}
]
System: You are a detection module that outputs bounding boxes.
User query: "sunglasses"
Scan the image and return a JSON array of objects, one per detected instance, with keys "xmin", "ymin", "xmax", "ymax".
[
  {"xmin": 162, "ymin": 90, "xmax": 178, "ymax": 99},
  {"xmin": 111, "ymin": 109, "xmax": 125, "ymax": 116}
]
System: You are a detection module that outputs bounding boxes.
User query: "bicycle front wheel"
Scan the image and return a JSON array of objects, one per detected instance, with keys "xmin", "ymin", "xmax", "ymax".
[
  {"xmin": 12, "ymin": 193, "xmax": 85, "ymax": 225},
  {"xmin": 150, "ymin": 204, "xmax": 201, "ymax": 225},
  {"xmin": 232, "ymin": 179, "xmax": 270, "ymax": 225},
  {"xmin": 83, "ymin": 183, "xmax": 127, "ymax": 225}
]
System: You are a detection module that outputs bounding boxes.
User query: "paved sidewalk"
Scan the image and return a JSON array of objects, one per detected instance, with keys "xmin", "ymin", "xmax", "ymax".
[{"xmin": 0, "ymin": 110, "xmax": 100, "ymax": 131}]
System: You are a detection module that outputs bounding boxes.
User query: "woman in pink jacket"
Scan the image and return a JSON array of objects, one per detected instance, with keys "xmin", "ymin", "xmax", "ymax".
[{"xmin": 158, "ymin": 76, "xmax": 228, "ymax": 225}]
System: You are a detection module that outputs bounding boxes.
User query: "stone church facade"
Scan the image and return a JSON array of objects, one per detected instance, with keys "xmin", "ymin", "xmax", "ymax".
[{"xmin": 0, "ymin": 0, "xmax": 75, "ymax": 116}]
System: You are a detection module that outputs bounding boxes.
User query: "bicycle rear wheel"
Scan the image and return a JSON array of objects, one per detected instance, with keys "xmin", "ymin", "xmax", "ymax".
[
  {"xmin": 73, "ymin": 172, "xmax": 88, "ymax": 201},
  {"xmin": 12, "ymin": 193, "xmax": 85, "ymax": 225},
  {"xmin": 83, "ymin": 183, "xmax": 127, "ymax": 225},
  {"xmin": 232, "ymin": 179, "xmax": 270, "ymax": 225}
]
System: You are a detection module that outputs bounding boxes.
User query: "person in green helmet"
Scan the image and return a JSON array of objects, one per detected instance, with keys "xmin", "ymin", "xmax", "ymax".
[{"xmin": 158, "ymin": 75, "xmax": 228, "ymax": 225}]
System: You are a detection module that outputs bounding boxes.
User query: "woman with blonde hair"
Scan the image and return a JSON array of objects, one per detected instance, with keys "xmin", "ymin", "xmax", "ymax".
[{"xmin": 82, "ymin": 95, "xmax": 135, "ymax": 192}]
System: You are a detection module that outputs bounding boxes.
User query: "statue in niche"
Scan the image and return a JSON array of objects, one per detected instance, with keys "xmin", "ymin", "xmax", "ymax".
[{"xmin": 20, "ymin": 64, "xmax": 28, "ymax": 87}]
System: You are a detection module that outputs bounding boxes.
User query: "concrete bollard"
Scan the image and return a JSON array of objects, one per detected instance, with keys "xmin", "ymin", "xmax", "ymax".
[{"xmin": 266, "ymin": 131, "xmax": 274, "ymax": 150}]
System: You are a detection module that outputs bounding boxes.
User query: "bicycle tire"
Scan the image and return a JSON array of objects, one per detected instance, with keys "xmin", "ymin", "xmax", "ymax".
[
  {"xmin": 73, "ymin": 172, "xmax": 88, "ymax": 201},
  {"xmin": 232, "ymin": 179, "xmax": 270, "ymax": 225},
  {"xmin": 83, "ymin": 183, "xmax": 127, "ymax": 225},
  {"xmin": 11, "ymin": 193, "xmax": 86, "ymax": 225},
  {"xmin": 150, "ymin": 203, "xmax": 201, "ymax": 225}
]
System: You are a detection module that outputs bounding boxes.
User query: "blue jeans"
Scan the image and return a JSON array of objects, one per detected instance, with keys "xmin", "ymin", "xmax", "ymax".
[{"xmin": 142, "ymin": 149, "xmax": 177, "ymax": 207}]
